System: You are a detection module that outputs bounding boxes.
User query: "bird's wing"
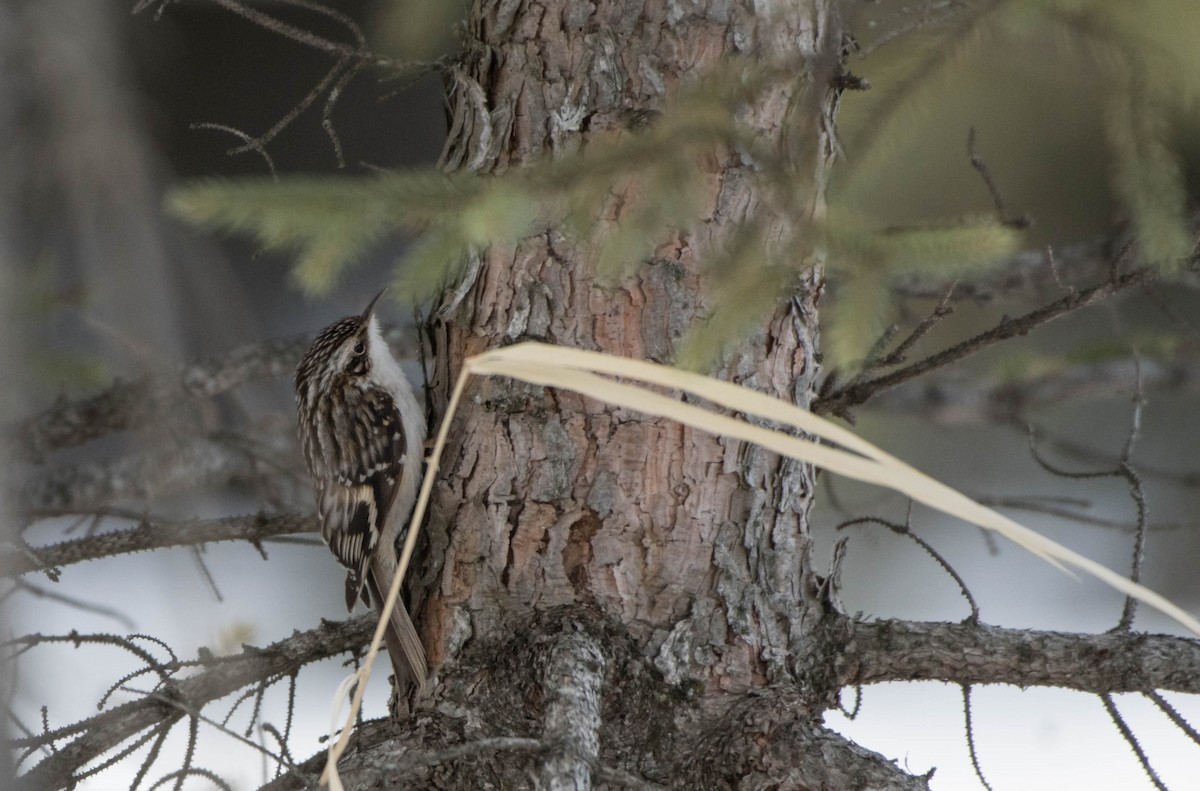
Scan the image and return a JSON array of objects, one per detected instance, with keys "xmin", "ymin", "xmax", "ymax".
[{"xmin": 315, "ymin": 385, "xmax": 408, "ymax": 606}]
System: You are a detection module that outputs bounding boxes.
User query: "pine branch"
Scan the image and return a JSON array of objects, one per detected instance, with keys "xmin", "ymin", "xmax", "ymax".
[
  {"xmin": 815, "ymin": 264, "xmax": 1157, "ymax": 418},
  {"xmin": 13, "ymin": 616, "xmax": 375, "ymax": 791},
  {"xmin": 15, "ymin": 335, "xmax": 310, "ymax": 459},
  {"xmin": 0, "ymin": 513, "xmax": 317, "ymax": 577},
  {"xmin": 15, "ymin": 327, "xmax": 418, "ymax": 460},
  {"xmin": 839, "ymin": 619, "xmax": 1200, "ymax": 694}
]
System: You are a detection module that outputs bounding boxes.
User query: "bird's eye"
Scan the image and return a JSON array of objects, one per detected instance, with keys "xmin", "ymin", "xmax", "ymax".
[{"xmin": 352, "ymin": 341, "xmax": 366, "ymax": 355}]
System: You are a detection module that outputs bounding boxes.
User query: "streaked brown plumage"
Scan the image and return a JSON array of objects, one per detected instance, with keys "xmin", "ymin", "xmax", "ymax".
[{"xmin": 294, "ymin": 290, "xmax": 427, "ymax": 701}]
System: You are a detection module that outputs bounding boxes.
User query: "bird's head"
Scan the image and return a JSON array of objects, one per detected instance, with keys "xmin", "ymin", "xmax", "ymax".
[{"xmin": 294, "ymin": 289, "xmax": 388, "ymax": 398}]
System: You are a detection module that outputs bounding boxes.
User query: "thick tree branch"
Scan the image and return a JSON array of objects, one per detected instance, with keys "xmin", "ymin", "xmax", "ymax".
[
  {"xmin": 539, "ymin": 631, "xmax": 607, "ymax": 790},
  {"xmin": 1, "ymin": 512, "xmax": 317, "ymax": 577},
  {"xmin": 839, "ymin": 619, "xmax": 1200, "ymax": 694},
  {"xmin": 13, "ymin": 615, "xmax": 374, "ymax": 791}
]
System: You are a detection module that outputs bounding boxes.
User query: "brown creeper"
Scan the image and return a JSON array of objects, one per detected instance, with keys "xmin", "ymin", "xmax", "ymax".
[{"xmin": 294, "ymin": 290, "xmax": 428, "ymax": 696}]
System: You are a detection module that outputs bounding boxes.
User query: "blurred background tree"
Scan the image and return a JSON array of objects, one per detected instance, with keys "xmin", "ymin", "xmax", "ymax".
[{"xmin": 4, "ymin": 1, "xmax": 1200, "ymax": 788}]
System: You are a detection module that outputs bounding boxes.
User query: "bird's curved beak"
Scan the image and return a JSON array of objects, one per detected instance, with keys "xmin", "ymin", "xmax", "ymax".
[{"xmin": 361, "ymin": 287, "xmax": 388, "ymax": 321}]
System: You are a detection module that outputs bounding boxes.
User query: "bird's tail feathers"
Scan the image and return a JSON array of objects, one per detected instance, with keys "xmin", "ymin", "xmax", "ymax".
[
  {"xmin": 344, "ymin": 570, "xmax": 369, "ymax": 612},
  {"xmin": 367, "ymin": 559, "xmax": 428, "ymax": 706}
]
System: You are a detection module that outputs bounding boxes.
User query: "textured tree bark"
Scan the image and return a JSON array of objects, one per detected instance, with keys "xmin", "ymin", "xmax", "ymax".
[
  {"xmin": 342, "ymin": 1, "xmax": 924, "ymax": 787},
  {"xmin": 426, "ymin": 0, "xmax": 835, "ymax": 696}
]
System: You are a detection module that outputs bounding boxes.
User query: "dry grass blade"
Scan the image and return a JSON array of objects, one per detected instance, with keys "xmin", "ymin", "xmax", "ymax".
[
  {"xmin": 470, "ymin": 343, "xmax": 1200, "ymax": 635},
  {"xmin": 321, "ymin": 340, "xmax": 1200, "ymax": 785}
]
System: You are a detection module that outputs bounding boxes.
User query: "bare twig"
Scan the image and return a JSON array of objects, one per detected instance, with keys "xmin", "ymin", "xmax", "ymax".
[
  {"xmin": 1100, "ymin": 694, "xmax": 1167, "ymax": 791},
  {"xmin": 12, "ymin": 616, "xmax": 375, "ymax": 791},
  {"xmin": 840, "ymin": 281, "xmax": 958, "ymax": 396},
  {"xmin": 838, "ymin": 685, "xmax": 863, "ymax": 720},
  {"xmin": 129, "ymin": 723, "xmax": 171, "ymax": 791},
  {"xmin": 140, "ymin": 692, "xmax": 306, "ymax": 786},
  {"xmin": 1, "ymin": 513, "xmax": 315, "ymax": 577},
  {"xmin": 877, "ymin": 281, "xmax": 958, "ymax": 367},
  {"xmin": 190, "ymin": 123, "xmax": 278, "ymax": 178},
  {"xmin": 967, "ymin": 127, "xmax": 1028, "ymax": 229},
  {"xmin": 1115, "ymin": 386, "xmax": 1148, "ymax": 630},
  {"xmin": 974, "ymin": 495, "xmax": 1186, "ymax": 535},
  {"xmin": 1025, "ymin": 374, "xmax": 1151, "ymax": 631},
  {"xmin": 228, "ymin": 56, "xmax": 349, "ymax": 157},
  {"xmin": 843, "ymin": 0, "xmax": 1008, "ymax": 192},
  {"xmin": 321, "ymin": 59, "xmax": 361, "ymax": 168},
  {"xmin": 836, "ymin": 511, "xmax": 980, "ymax": 622},
  {"xmin": 275, "ymin": 673, "xmax": 299, "ymax": 778},
  {"xmin": 175, "ymin": 714, "xmax": 199, "ymax": 791},
  {"xmin": 71, "ymin": 724, "xmax": 167, "ymax": 785},
  {"xmin": 856, "ymin": 0, "xmax": 969, "ymax": 57},
  {"xmin": 1016, "ymin": 427, "xmax": 1200, "ymax": 490},
  {"xmin": 156, "ymin": 0, "xmax": 442, "ymax": 170},
  {"xmin": 815, "ymin": 265, "xmax": 1157, "ymax": 417},
  {"xmin": 1143, "ymin": 691, "xmax": 1200, "ymax": 746},
  {"xmin": 960, "ymin": 685, "xmax": 993, "ymax": 791},
  {"xmin": 5, "ymin": 634, "xmax": 176, "ymax": 732},
  {"xmin": 863, "ymin": 354, "xmax": 1200, "ymax": 425},
  {"xmin": 16, "ymin": 326, "xmax": 419, "ymax": 459},
  {"xmin": 859, "ymin": 324, "xmax": 900, "ymax": 374},
  {"xmin": 188, "ymin": 544, "xmax": 224, "ymax": 603},
  {"xmin": 7, "ymin": 580, "xmax": 136, "ymax": 629},
  {"xmin": 1045, "ymin": 246, "xmax": 1075, "ymax": 297},
  {"xmin": 203, "ymin": 0, "xmax": 377, "ymax": 63},
  {"xmin": 217, "ymin": 0, "xmax": 371, "ymax": 163},
  {"xmin": 145, "ymin": 767, "xmax": 233, "ymax": 791},
  {"xmin": 821, "ymin": 285, "xmax": 958, "ymax": 422}
]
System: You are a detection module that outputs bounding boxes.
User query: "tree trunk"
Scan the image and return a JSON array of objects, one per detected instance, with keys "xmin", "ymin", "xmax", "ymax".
[{"xmin": 339, "ymin": 1, "xmax": 924, "ymax": 787}]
